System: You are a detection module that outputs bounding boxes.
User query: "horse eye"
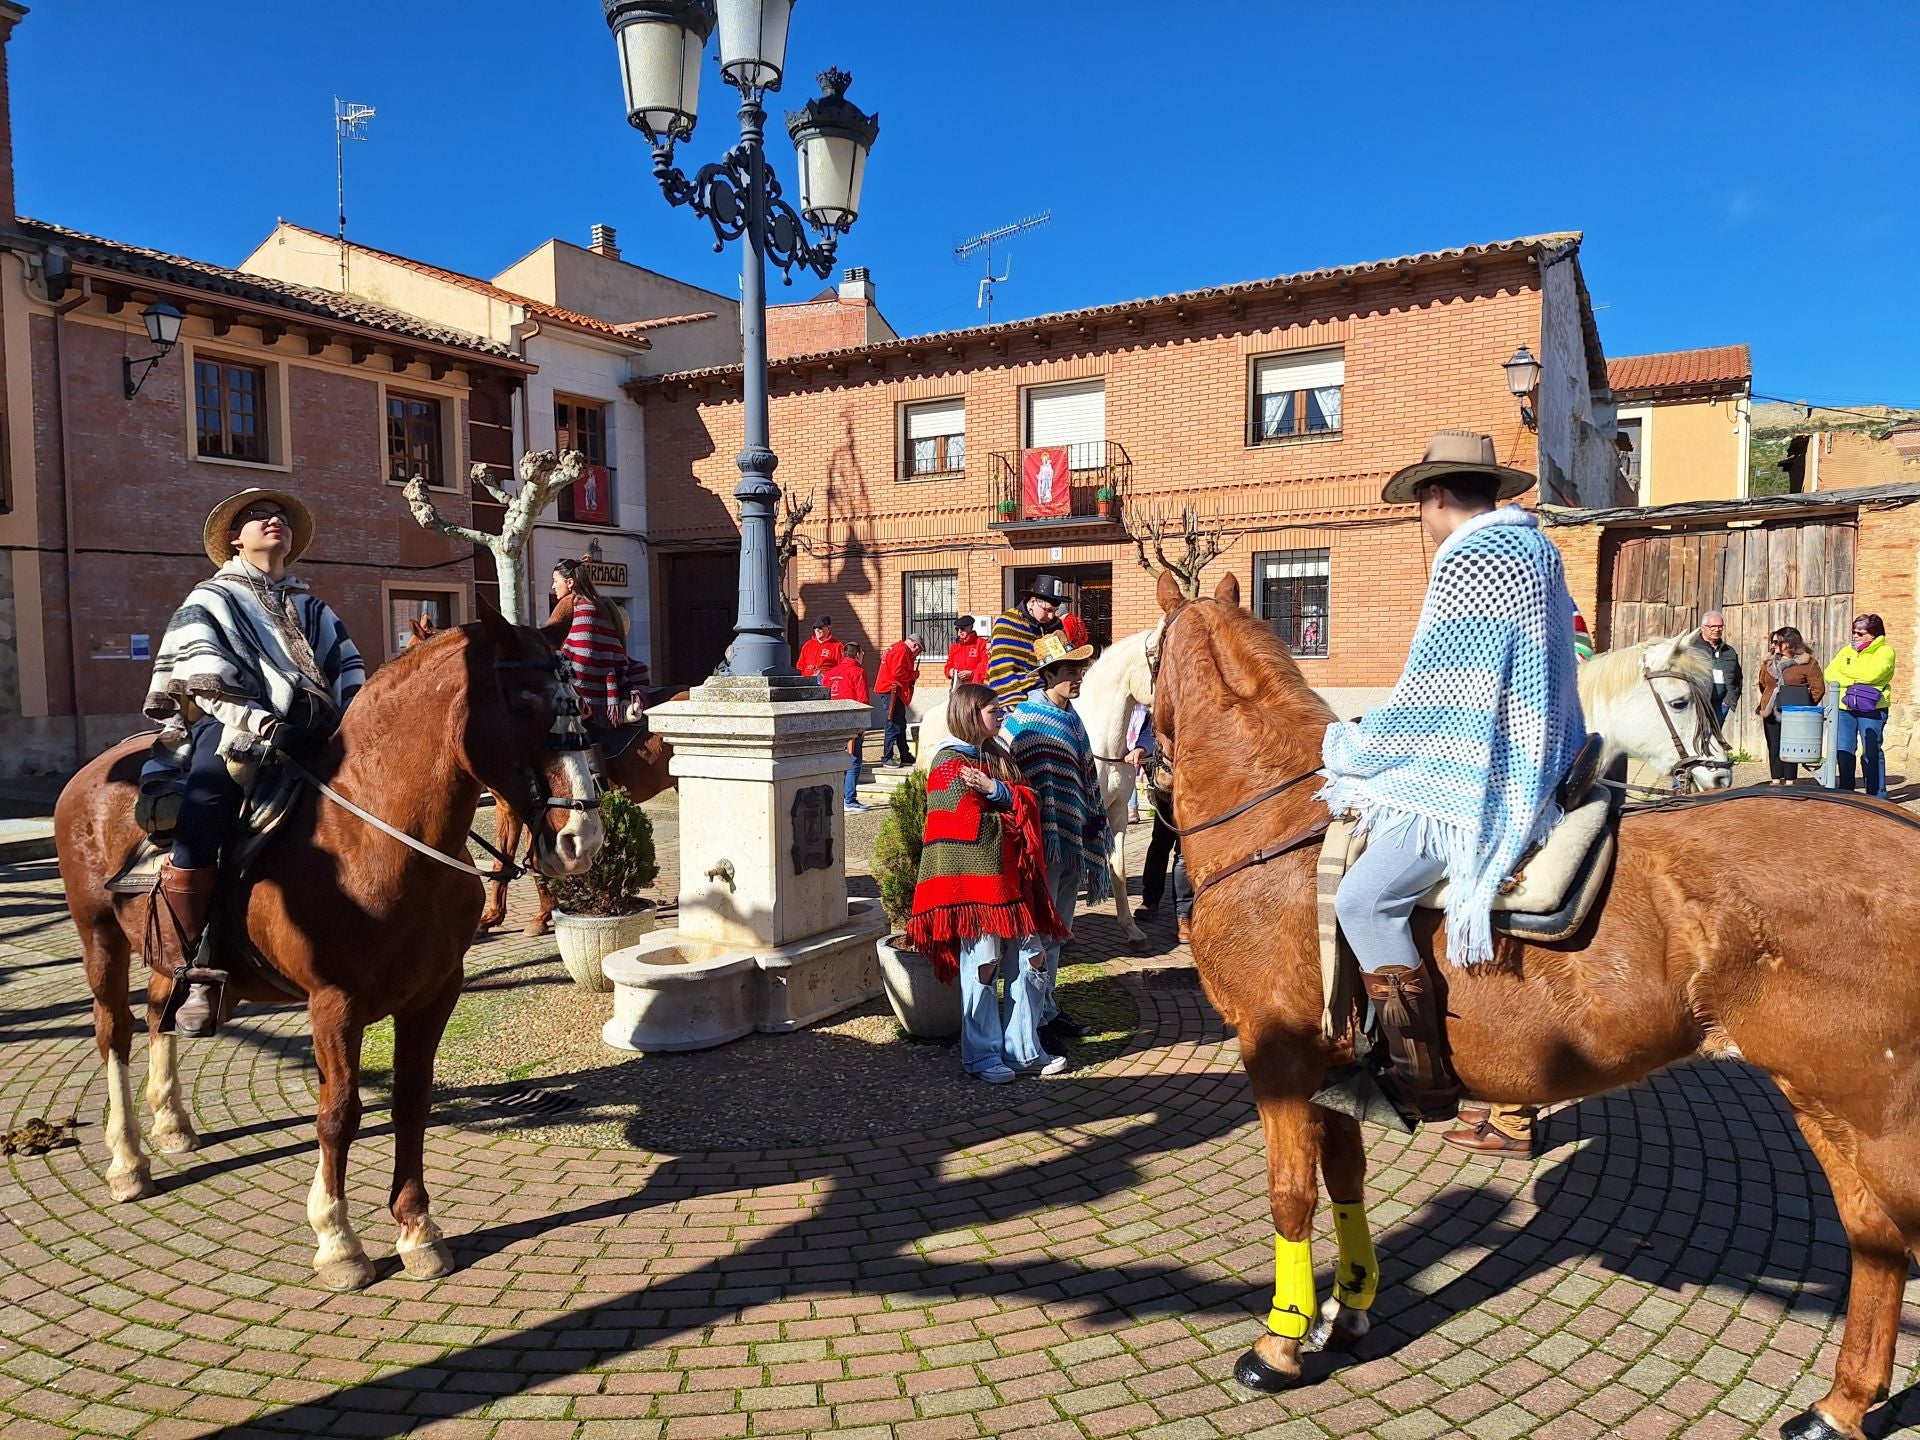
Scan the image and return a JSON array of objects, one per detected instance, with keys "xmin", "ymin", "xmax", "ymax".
[{"xmin": 1668, "ymin": 697, "xmax": 1689, "ymax": 710}]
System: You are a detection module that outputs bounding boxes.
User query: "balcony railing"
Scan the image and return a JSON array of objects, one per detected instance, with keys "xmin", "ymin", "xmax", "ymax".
[{"xmin": 987, "ymin": 441, "xmax": 1133, "ymax": 529}]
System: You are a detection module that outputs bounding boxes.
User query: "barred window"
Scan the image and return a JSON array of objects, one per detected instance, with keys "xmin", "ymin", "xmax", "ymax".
[
  {"xmin": 904, "ymin": 570, "xmax": 959, "ymax": 656},
  {"xmin": 1253, "ymin": 549, "xmax": 1330, "ymax": 657}
]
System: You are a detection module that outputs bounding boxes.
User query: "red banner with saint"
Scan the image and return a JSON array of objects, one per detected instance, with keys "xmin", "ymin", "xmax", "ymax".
[
  {"xmin": 1020, "ymin": 446, "xmax": 1071, "ymax": 518},
  {"xmin": 571, "ymin": 464, "xmax": 613, "ymax": 525}
]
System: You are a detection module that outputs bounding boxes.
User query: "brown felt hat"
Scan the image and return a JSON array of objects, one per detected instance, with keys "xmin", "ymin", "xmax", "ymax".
[
  {"xmin": 203, "ymin": 488, "xmax": 314, "ymax": 569},
  {"xmin": 1381, "ymin": 430, "xmax": 1536, "ymax": 506}
]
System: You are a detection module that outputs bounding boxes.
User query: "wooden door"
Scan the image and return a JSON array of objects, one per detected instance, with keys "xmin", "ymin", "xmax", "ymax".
[
  {"xmin": 662, "ymin": 549, "xmax": 740, "ymax": 687},
  {"xmin": 1601, "ymin": 519, "xmax": 1855, "ymax": 759}
]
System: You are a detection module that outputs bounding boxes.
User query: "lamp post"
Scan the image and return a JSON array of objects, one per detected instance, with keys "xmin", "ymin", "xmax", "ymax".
[
  {"xmin": 122, "ymin": 301, "xmax": 185, "ymax": 399},
  {"xmin": 606, "ymin": 0, "xmax": 878, "ymax": 680},
  {"xmin": 1503, "ymin": 344, "xmax": 1541, "ymax": 432}
]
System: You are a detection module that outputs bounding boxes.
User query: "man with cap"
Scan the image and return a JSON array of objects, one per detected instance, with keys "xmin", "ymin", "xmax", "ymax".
[
  {"xmin": 143, "ymin": 488, "xmax": 366, "ymax": 1037},
  {"xmin": 987, "ymin": 573, "xmax": 1069, "ymax": 703},
  {"xmin": 1317, "ymin": 432, "xmax": 1586, "ymax": 1126},
  {"xmin": 874, "ymin": 633, "xmax": 925, "ymax": 768},
  {"xmin": 797, "ymin": 614, "xmax": 844, "ymax": 678},
  {"xmin": 944, "ymin": 615, "xmax": 989, "ymax": 686}
]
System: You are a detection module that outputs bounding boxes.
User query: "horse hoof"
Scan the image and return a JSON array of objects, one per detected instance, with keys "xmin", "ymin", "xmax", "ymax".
[
  {"xmin": 1233, "ymin": 1345, "xmax": 1302, "ymax": 1394},
  {"xmin": 522, "ymin": 919, "xmax": 551, "ymax": 937},
  {"xmin": 1781, "ymin": 1410, "xmax": 1862, "ymax": 1440},
  {"xmin": 399, "ymin": 1240, "xmax": 455, "ymax": 1280},
  {"xmin": 107, "ymin": 1167, "xmax": 155, "ymax": 1203},
  {"xmin": 149, "ymin": 1126, "xmax": 198, "ymax": 1155},
  {"xmin": 315, "ymin": 1257, "xmax": 378, "ymax": 1293}
]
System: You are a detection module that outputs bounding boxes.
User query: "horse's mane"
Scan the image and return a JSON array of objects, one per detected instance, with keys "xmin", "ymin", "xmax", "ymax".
[{"xmin": 1581, "ymin": 635, "xmax": 1711, "ymax": 704}]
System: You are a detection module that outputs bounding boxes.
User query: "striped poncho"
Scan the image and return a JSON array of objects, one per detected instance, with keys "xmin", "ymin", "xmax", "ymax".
[
  {"xmin": 905, "ymin": 743, "xmax": 1065, "ymax": 982},
  {"xmin": 554, "ymin": 595, "xmax": 635, "ymax": 726},
  {"xmin": 145, "ymin": 559, "xmax": 364, "ymax": 759},
  {"xmin": 1317, "ymin": 506, "xmax": 1587, "ymax": 963},
  {"xmin": 986, "ymin": 606, "xmax": 1049, "ymax": 703},
  {"xmin": 1003, "ymin": 690, "xmax": 1112, "ymax": 900}
]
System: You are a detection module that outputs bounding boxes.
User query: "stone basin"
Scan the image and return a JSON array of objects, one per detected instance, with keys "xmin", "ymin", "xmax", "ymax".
[{"xmin": 601, "ymin": 937, "xmax": 758, "ymax": 1053}]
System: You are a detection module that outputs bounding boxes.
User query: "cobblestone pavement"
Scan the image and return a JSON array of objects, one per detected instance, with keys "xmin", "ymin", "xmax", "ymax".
[{"xmin": 4, "ymin": 800, "xmax": 1919, "ymax": 1440}]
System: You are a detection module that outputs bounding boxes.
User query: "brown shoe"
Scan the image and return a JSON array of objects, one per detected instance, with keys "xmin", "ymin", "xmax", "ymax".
[
  {"xmin": 1441, "ymin": 1107, "xmax": 1536, "ymax": 1156},
  {"xmin": 155, "ymin": 865, "xmax": 226, "ymax": 1038},
  {"xmin": 1177, "ymin": 916, "xmax": 1191, "ymax": 944},
  {"xmin": 1359, "ymin": 960, "xmax": 1459, "ymax": 1122}
]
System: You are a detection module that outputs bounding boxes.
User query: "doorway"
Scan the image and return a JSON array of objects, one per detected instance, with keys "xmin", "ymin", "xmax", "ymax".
[
  {"xmin": 660, "ymin": 548, "xmax": 740, "ymax": 686},
  {"xmin": 1006, "ymin": 562, "xmax": 1113, "ymax": 649}
]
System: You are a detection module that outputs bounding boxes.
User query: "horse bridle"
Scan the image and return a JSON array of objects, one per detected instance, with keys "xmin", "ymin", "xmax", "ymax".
[
  {"xmin": 491, "ymin": 655, "xmax": 604, "ymax": 831},
  {"xmin": 1640, "ymin": 661, "xmax": 1734, "ymax": 788}
]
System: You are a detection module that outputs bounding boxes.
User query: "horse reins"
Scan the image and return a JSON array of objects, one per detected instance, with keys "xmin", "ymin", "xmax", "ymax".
[{"xmin": 1640, "ymin": 661, "xmax": 1734, "ymax": 787}]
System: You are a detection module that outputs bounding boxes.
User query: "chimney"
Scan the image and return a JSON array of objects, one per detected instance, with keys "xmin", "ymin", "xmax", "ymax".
[
  {"xmin": 838, "ymin": 265, "xmax": 873, "ymax": 303},
  {"xmin": 589, "ymin": 223, "xmax": 620, "ymax": 260},
  {"xmin": 0, "ymin": 3, "xmax": 28, "ymax": 226}
]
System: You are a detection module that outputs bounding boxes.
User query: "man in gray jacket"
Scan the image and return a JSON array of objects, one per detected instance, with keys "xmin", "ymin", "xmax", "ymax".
[{"xmin": 1690, "ymin": 611, "xmax": 1743, "ymax": 723}]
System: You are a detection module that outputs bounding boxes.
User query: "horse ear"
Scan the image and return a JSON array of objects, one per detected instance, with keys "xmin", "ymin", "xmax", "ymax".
[
  {"xmin": 1156, "ymin": 570, "xmax": 1185, "ymax": 614},
  {"xmin": 1673, "ymin": 626, "xmax": 1701, "ymax": 652},
  {"xmin": 1213, "ymin": 572, "xmax": 1242, "ymax": 608}
]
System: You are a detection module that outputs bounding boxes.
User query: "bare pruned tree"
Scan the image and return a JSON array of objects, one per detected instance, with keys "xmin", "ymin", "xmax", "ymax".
[
  {"xmin": 401, "ymin": 450, "xmax": 584, "ymax": 625},
  {"xmin": 1126, "ymin": 501, "xmax": 1238, "ymax": 600},
  {"xmin": 774, "ymin": 487, "xmax": 816, "ymax": 617}
]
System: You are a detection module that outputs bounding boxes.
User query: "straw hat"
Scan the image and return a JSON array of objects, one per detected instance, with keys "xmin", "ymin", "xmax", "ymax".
[
  {"xmin": 1032, "ymin": 627, "xmax": 1095, "ymax": 671},
  {"xmin": 1380, "ymin": 430, "xmax": 1536, "ymax": 506},
  {"xmin": 202, "ymin": 488, "xmax": 314, "ymax": 569}
]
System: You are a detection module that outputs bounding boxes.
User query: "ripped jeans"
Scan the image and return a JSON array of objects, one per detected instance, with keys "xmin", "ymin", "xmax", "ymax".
[{"xmin": 958, "ymin": 933, "xmax": 1050, "ymax": 1073}]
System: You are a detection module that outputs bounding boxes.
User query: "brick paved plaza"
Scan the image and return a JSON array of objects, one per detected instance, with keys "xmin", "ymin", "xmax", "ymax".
[{"xmin": 3, "ymin": 802, "xmax": 1918, "ymax": 1440}]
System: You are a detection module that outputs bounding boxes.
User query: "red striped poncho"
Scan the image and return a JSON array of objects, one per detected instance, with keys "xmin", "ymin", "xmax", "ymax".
[
  {"xmin": 904, "ymin": 749, "xmax": 1066, "ymax": 982},
  {"xmin": 558, "ymin": 596, "xmax": 631, "ymax": 726}
]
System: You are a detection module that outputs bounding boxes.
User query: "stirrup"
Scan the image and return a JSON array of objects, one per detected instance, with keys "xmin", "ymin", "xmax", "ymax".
[{"xmin": 168, "ymin": 967, "xmax": 230, "ymax": 1039}]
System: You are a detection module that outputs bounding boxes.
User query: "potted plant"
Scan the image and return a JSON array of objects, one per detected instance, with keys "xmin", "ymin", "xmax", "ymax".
[
  {"xmin": 995, "ymin": 497, "xmax": 1018, "ymax": 520},
  {"xmin": 545, "ymin": 787, "xmax": 659, "ymax": 991},
  {"xmin": 871, "ymin": 769, "xmax": 963, "ymax": 1038},
  {"xmin": 1095, "ymin": 484, "xmax": 1118, "ymax": 519}
]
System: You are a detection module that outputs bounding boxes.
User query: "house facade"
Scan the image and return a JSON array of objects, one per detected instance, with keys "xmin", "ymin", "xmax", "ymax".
[
  {"xmin": 633, "ymin": 233, "xmax": 1625, "ymax": 712},
  {"xmin": 1607, "ymin": 344, "xmax": 1752, "ymax": 505}
]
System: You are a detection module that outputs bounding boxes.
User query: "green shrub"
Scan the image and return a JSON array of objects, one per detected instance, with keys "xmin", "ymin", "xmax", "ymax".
[
  {"xmin": 872, "ymin": 769, "xmax": 929, "ymax": 930},
  {"xmin": 545, "ymin": 788, "xmax": 658, "ymax": 917}
]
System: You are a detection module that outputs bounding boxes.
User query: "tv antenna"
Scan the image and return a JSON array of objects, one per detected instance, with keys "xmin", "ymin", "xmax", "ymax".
[
  {"xmin": 954, "ymin": 211, "xmax": 1050, "ymax": 323},
  {"xmin": 334, "ymin": 97, "xmax": 377, "ymax": 288}
]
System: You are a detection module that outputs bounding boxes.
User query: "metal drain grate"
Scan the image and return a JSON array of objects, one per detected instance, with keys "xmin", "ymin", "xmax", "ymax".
[
  {"xmin": 1142, "ymin": 968, "xmax": 1200, "ymax": 991},
  {"xmin": 475, "ymin": 1085, "xmax": 575, "ymax": 1117}
]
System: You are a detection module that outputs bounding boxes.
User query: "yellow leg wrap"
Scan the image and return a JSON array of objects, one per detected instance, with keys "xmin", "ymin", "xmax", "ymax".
[
  {"xmin": 1331, "ymin": 1202, "xmax": 1378, "ymax": 1310},
  {"xmin": 1265, "ymin": 1234, "xmax": 1316, "ymax": 1339}
]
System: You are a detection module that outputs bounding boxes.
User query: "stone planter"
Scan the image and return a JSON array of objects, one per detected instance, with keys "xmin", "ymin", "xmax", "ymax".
[
  {"xmin": 876, "ymin": 932, "xmax": 962, "ymax": 1039},
  {"xmin": 552, "ymin": 905, "xmax": 656, "ymax": 992}
]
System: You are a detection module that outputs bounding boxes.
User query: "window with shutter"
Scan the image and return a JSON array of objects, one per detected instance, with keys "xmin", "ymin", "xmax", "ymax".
[
  {"xmin": 1249, "ymin": 348, "xmax": 1345, "ymax": 444},
  {"xmin": 901, "ymin": 397, "xmax": 966, "ymax": 478},
  {"xmin": 1024, "ymin": 379, "xmax": 1105, "ymax": 470}
]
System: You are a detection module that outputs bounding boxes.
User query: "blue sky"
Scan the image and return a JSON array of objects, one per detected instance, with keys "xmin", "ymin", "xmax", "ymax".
[{"xmin": 15, "ymin": 2, "xmax": 1917, "ymax": 406}]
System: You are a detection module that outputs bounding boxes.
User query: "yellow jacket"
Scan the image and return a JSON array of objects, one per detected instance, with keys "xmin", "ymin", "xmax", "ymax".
[{"xmin": 1825, "ymin": 635, "xmax": 1896, "ymax": 709}]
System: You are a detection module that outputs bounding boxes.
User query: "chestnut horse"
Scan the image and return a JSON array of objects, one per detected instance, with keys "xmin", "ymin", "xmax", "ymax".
[
  {"xmin": 1153, "ymin": 570, "xmax": 1918, "ymax": 1440},
  {"xmin": 55, "ymin": 608, "xmax": 602, "ymax": 1290}
]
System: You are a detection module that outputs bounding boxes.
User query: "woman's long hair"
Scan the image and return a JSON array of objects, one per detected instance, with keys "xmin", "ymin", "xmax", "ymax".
[
  {"xmin": 554, "ymin": 557, "xmax": 628, "ymax": 637},
  {"xmin": 945, "ymin": 683, "xmax": 1023, "ymax": 786},
  {"xmin": 1771, "ymin": 625, "xmax": 1812, "ymax": 662}
]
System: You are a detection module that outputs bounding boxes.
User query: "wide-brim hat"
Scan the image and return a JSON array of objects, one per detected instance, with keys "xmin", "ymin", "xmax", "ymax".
[
  {"xmin": 1021, "ymin": 572, "xmax": 1072, "ymax": 603},
  {"xmin": 1381, "ymin": 430, "xmax": 1536, "ymax": 506},
  {"xmin": 1032, "ymin": 628, "xmax": 1095, "ymax": 672},
  {"xmin": 203, "ymin": 488, "xmax": 314, "ymax": 569}
]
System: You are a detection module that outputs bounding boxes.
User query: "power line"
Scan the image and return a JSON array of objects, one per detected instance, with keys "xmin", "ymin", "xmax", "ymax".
[{"xmin": 1751, "ymin": 392, "xmax": 1920, "ymax": 424}]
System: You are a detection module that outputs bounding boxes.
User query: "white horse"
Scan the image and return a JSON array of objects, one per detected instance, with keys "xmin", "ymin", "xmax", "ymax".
[
  {"xmin": 916, "ymin": 627, "xmax": 1160, "ymax": 944},
  {"xmin": 1578, "ymin": 629, "xmax": 1735, "ymax": 791}
]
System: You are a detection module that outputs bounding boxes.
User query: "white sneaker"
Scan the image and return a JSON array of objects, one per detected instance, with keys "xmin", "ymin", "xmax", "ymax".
[
  {"xmin": 845, "ymin": 802, "xmax": 871, "ymax": 813},
  {"xmin": 973, "ymin": 1064, "xmax": 1018, "ymax": 1085},
  {"xmin": 1017, "ymin": 1053, "xmax": 1068, "ymax": 1077}
]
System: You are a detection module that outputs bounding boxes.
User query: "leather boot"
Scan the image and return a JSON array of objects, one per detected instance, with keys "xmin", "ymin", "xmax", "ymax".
[
  {"xmin": 1359, "ymin": 960, "xmax": 1459, "ymax": 1123},
  {"xmin": 156, "ymin": 865, "xmax": 226, "ymax": 1038},
  {"xmin": 1442, "ymin": 1103, "xmax": 1536, "ymax": 1156}
]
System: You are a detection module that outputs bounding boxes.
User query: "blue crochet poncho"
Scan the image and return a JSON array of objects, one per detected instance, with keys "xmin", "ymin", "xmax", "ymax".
[{"xmin": 1317, "ymin": 506, "xmax": 1588, "ymax": 963}]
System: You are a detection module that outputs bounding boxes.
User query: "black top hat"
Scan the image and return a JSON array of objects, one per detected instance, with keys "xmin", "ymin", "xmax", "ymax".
[{"xmin": 1020, "ymin": 573, "xmax": 1071, "ymax": 603}]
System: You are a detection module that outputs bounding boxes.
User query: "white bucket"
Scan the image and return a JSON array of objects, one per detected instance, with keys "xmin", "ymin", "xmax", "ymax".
[{"xmin": 1778, "ymin": 705, "xmax": 1824, "ymax": 763}]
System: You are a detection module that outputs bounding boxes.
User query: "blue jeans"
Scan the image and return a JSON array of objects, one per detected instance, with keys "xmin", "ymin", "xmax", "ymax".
[
  {"xmin": 1835, "ymin": 709, "xmax": 1888, "ymax": 799},
  {"xmin": 1334, "ymin": 817, "xmax": 1448, "ymax": 973},
  {"xmin": 959, "ymin": 932, "xmax": 1050, "ymax": 1073},
  {"xmin": 844, "ymin": 734, "xmax": 864, "ymax": 806},
  {"xmin": 881, "ymin": 694, "xmax": 912, "ymax": 765},
  {"xmin": 1017, "ymin": 854, "xmax": 1081, "ymax": 1023}
]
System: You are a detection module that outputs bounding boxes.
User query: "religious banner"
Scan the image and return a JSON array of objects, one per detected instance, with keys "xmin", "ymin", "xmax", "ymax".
[
  {"xmin": 1020, "ymin": 446, "xmax": 1071, "ymax": 519},
  {"xmin": 571, "ymin": 464, "xmax": 613, "ymax": 525}
]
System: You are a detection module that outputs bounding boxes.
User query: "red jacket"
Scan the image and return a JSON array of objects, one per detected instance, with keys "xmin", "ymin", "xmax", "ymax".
[
  {"xmin": 820, "ymin": 655, "xmax": 870, "ymax": 706},
  {"xmin": 798, "ymin": 634, "xmax": 844, "ymax": 676},
  {"xmin": 875, "ymin": 641, "xmax": 919, "ymax": 704},
  {"xmin": 944, "ymin": 633, "xmax": 988, "ymax": 685},
  {"xmin": 1060, "ymin": 612, "xmax": 1088, "ymax": 648}
]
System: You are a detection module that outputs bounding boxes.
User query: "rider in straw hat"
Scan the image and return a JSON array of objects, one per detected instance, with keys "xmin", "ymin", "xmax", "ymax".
[
  {"xmin": 141, "ymin": 488, "xmax": 365, "ymax": 1036},
  {"xmin": 1317, "ymin": 431, "xmax": 1587, "ymax": 1127}
]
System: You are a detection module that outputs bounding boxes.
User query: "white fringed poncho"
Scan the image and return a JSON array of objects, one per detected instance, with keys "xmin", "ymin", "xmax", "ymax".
[{"xmin": 1317, "ymin": 507, "xmax": 1588, "ymax": 962}]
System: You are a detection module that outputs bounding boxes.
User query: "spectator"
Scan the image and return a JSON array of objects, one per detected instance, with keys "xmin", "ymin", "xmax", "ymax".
[
  {"xmin": 944, "ymin": 615, "xmax": 988, "ymax": 686},
  {"xmin": 1004, "ymin": 629, "xmax": 1110, "ymax": 1044},
  {"xmin": 1135, "ymin": 742, "xmax": 1194, "ymax": 945},
  {"xmin": 797, "ymin": 615, "xmax": 844, "ymax": 678},
  {"xmin": 1060, "ymin": 607, "xmax": 1089, "ymax": 649},
  {"xmin": 987, "ymin": 574, "xmax": 1068, "ymax": 702},
  {"xmin": 1826, "ymin": 613, "xmax": 1897, "ymax": 799},
  {"xmin": 1690, "ymin": 611, "xmax": 1742, "ymax": 724},
  {"xmin": 1757, "ymin": 626, "xmax": 1826, "ymax": 786},
  {"xmin": 821, "ymin": 641, "xmax": 871, "ymax": 811},
  {"xmin": 904, "ymin": 684, "xmax": 1067, "ymax": 1083},
  {"xmin": 874, "ymin": 634, "xmax": 925, "ymax": 768}
]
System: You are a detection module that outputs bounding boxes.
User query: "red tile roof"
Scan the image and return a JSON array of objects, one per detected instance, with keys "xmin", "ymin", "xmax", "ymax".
[
  {"xmin": 275, "ymin": 221, "xmax": 649, "ymax": 347},
  {"xmin": 1608, "ymin": 345, "xmax": 1750, "ymax": 398}
]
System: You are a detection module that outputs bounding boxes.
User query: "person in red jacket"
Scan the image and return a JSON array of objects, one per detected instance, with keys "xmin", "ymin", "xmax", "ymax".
[
  {"xmin": 944, "ymin": 615, "xmax": 988, "ymax": 686},
  {"xmin": 1059, "ymin": 606, "xmax": 1089, "ymax": 649},
  {"xmin": 821, "ymin": 642, "xmax": 873, "ymax": 810},
  {"xmin": 875, "ymin": 635, "xmax": 925, "ymax": 767},
  {"xmin": 797, "ymin": 615, "xmax": 844, "ymax": 678}
]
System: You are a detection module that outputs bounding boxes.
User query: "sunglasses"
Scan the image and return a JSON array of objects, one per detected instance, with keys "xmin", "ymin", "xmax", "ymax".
[
  {"xmin": 235, "ymin": 508, "xmax": 288, "ymax": 526},
  {"xmin": 1853, "ymin": 628, "xmax": 1872, "ymax": 635}
]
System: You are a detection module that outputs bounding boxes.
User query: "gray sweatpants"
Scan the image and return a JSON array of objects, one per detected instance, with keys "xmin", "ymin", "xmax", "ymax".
[{"xmin": 1334, "ymin": 819, "xmax": 1447, "ymax": 973}]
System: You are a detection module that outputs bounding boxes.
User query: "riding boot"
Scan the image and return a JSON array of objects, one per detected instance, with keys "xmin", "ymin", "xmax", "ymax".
[
  {"xmin": 155, "ymin": 864, "xmax": 226, "ymax": 1038},
  {"xmin": 1359, "ymin": 959, "xmax": 1459, "ymax": 1123}
]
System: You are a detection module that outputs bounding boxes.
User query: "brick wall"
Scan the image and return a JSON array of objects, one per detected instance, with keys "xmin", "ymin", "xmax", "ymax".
[
  {"xmin": 767, "ymin": 299, "xmax": 874, "ymax": 362},
  {"xmin": 645, "ymin": 257, "xmax": 1550, "ymax": 689}
]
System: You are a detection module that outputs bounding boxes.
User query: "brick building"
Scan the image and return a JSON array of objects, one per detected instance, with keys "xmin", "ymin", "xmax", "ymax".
[
  {"xmin": 1608, "ymin": 344, "xmax": 1753, "ymax": 504},
  {"xmin": 632, "ymin": 232, "xmax": 1626, "ymax": 713},
  {"xmin": 766, "ymin": 267, "xmax": 896, "ymax": 360}
]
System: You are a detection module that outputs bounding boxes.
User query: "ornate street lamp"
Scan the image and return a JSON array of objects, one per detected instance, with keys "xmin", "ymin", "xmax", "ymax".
[
  {"xmin": 122, "ymin": 300, "xmax": 185, "ymax": 400},
  {"xmin": 1503, "ymin": 343, "xmax": 1542, "ymax": 432},
  {"xmin": 606, "ymin": 0, "xmax": 878, "ymax": 680}
]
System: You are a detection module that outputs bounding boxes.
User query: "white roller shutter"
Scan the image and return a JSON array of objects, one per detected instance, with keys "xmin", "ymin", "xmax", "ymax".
[
  {"xmin": 1254, "ymin": 348, "xmax": 1344, "ymax": 395},
  {"xmin": 905, "ymin": 397, "xmax": 965, "ymax": 439},
  {"xmin": 1025, "ymin": 379, "xmax": 1105, "ymax": 449}
]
